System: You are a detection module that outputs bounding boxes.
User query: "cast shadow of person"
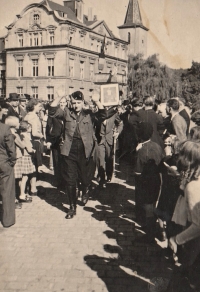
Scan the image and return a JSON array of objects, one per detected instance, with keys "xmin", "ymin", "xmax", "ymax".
[{"xmin": 83, "ymin": 182, "xmax": 173, "ymax": 292}]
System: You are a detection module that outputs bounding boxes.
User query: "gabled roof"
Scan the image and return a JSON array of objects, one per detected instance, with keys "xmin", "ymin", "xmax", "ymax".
[
  {"xmin": 5, "ymin": 0, "xmax": 128, "ymax": 43},
  {"xmin": 88, "ymin": 20, "xmax": 116, "ymax": 38},
  {"xmin": 44, "ymin": 0, "xmax": 82, "ymax": 24}
]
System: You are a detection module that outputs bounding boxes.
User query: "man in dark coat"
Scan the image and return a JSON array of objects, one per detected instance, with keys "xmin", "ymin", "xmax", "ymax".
[
  {"xmin": 49, "ymin": 90, "xmax": 110, "ymax": 219},
  {"xmin": 138, "ymin": 95, "xmax": 164, "ymax": 150},
  {"xmin": 46, "ymin": 98, "xmax": 66, "ymax": 187},
  {"xmin": 134, "ymin": 122, "xmax": 165, "ymax": 243},
  {"xmin": 0, "ymin": 102, "xmax": 16, "ymax": 227},
  {"xmin": 4, "ymin": 93, "xmax": 26, "ymax": 122},
  {"xmin": 96, "ymin": 109, "xmax": 123, "ymax": 187}
]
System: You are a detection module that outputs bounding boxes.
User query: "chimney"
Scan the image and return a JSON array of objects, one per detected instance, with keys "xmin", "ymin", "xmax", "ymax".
[
  {"xmin": 63, "ymin": 1, "xmax": 69, "ymax": 7},
  {"xmin": 88, "ymin": 7, "xmax": 93, "ymax": 21}
]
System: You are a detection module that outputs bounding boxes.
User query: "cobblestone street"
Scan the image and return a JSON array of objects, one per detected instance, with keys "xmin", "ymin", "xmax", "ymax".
[{"xmin": 0, "ymin": 156, "xmax": 173, "ymax": 292}]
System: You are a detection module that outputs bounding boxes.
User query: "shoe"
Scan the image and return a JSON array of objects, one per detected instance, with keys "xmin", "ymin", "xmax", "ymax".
[
  {"xmin": 65, "ymin": 207, "xmax": 76, "ymax": 219},
  {"xmin": 107, "ymin": 177, "xmax": 112, "ymax": 183},
  {"xmin": 30, "ymin": 191, "xmax": 37, "ymax": 196},
  {"xmin": 99, "ymin": 182, "xmax": 106, "ymax": 189},
  {"xmin": 38, "ymin": 165, "xmax": 51, "ymax": 173},
  {"xmin": 15, "ymin": 201, "xmax": 22, "ymax": 209},
  {"xmin": 19, "ymin": 195, "xmax": 32, "ymax": 203},
  {"xmin": 82, "ymin": 191, "xmax": 89, "ymax": 205},
  {"xmin": 102, "ymin": 183, "xmax": 106, "ymax": 189}
]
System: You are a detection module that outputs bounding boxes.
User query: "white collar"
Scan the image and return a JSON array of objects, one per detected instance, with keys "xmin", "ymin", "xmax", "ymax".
[
  {"xmin": 142, "ymin": 139, "xmax": 151, "ymax": 145},
  {"xmin": 171, "ymin": 111, "xmax": 179, "ymax": 121}
]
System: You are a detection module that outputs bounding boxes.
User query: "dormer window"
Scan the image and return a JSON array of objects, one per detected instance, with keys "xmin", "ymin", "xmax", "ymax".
[
  {"xmin": 61, "ymin": 12, "xmax": 67, "ymax": 19},
  {"xmin": 33, "ymin": 14, "xmax": 40, "ymax": 24}
]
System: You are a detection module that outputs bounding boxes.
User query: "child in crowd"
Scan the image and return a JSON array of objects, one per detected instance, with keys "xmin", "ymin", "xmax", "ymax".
[
  {"xmin": 19, "ymin": 121, "xmax": 37, "ymax": 199},
  {"xmin": 4, "ymin": 116, "xmax": 32, "ymax": 205}
]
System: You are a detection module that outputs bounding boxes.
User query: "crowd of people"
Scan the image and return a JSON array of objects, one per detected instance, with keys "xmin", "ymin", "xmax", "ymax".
[{"xmin": 0, "ymin": 90, "xmax": 200, "ymax": 290}]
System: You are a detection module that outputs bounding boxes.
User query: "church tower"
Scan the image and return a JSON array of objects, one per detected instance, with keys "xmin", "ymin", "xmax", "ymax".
[{"xmin": 118, "ymin": 0, "xmax": 148, "ymax": 57}]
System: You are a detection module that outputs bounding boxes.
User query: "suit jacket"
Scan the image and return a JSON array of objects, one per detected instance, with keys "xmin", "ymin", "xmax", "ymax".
[
  {"xmin": 98, "ymin": 113, "xmax": 123, "ymax": 146},
  {"xmin": 171, "ymin": 113, "xmax": 187, "ymax": 144},
  {"xmin": 138, "ymin": 109, "xmax": 164, "ymax": 149},
  {"xmin": 48, "ymin": 106, "xmax": 107, "ymax": 158},
  {"xmin": 0, "ymin": 123, "xmax": 16, "ymax": 167},
  {"xmin": 46, "ymin": 115, "xmax": 63, "ymax": 147},
  {"xmin": 179, "ymin": 109, "xmax": 190, "ymax": 136},
  {"xmin": 5, "ymin": 104, "xmax": 26, "ymax": 121}
]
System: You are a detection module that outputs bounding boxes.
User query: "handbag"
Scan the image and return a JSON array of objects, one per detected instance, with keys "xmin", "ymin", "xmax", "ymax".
[{"xmin": 171, "ymin": 194, "xmax": 187, "ymax": 226}]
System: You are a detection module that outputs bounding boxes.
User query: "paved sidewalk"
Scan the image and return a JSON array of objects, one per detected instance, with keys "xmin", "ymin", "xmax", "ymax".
[{"xmin": 0, "ymin": 157, "xmax": 173, "ymax": 292}]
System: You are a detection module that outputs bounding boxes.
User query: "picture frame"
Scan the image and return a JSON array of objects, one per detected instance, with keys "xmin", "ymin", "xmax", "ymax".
[{"xmin": 100, "ymin": 83, "xmax": 119, "ymax": 106}]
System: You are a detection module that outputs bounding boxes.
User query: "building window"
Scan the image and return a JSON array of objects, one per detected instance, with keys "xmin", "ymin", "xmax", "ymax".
[
  {"xmin": 122, "ymin": 49, "xmax": 125, "ymax": 59},
  {"xmin": 47, "ymin": 87, "xmax": 54, "ymax": 101},
  {"xmin": 29, "ymin": 33, "xmax": 41, "ymax": 46},
  {"xmin": 29, "ymin": 33, "xmax": 32, "ymax": 46},
  {"xmin": 32, "ymin": 59, "xmax": 38, "ymax": 77},
  {"xmin": 18, "ymin": 34, "xmax": 23, "ymax": 47},
  {"xmin": 80, "ymin": 61, "xmax": 84, "ymax": 79},
  {"xmin": 105, "ymin": 44, "xmax": 108, "ymax": 55},
  {"xmin": 61, "ymin": 12, "xmax": 67, "ymax": 19},
  {"xmin": 90, "ymin": 40, "xmax": 94, "ymax": 51},
  {"xmin": 48, "ymin": 58, "xmax": 54, "ymax": 76},
  {"xmin": 17, "ymin": 60, "xmax": 23, "ymax": 77},
  {"xmin": 89, "ymin": 63, "xmax": 94, "ymax": 81},
  {"xmin": 97, "ymin": 41, "xmax": 101, "ymax": 53},
  {"xmin": 69, "ymin": 59, "xmax": 74, "ymax": 77},
  {"xmin": 69, "ymin": 36, "xmax": 73, "ymax": 45},
  {"xmin": 33, "ymin": 33, "xmax": 39, "ymax": 46},
  {"xmin": 115, "ymin": 47, "xmax": 118, "ymax": 58},
  {"xmin": 1, "ymin": 70, "xmax": 5, "ymax": 80},
  {"xmin": 0, "ymin": 88, "xmax": 6, "ymax": 98},
  {"xmin": 33, "ymin": 14, "xmax": 40, "ymax": 24},
  {"xmin": 40, "ymin": 33, "xmax": 43, "ymax": 46},
  {"xmin": 32, "ymin": 87, "xmax": 38, "ymax": 99},
  {"xmin": 80, "ymin": 36, "xmax": 84, "ymax": 48},
  {"xmin": 49, "ymin": 31, "xmax": 54, "ymax": 45},
  {"xmin": 17, "ymin": 87, "xmax": 23, "ymax": 97},
  {"xmin": 128, "ymin": 32, "xmax": 131, "ymax": 43}
]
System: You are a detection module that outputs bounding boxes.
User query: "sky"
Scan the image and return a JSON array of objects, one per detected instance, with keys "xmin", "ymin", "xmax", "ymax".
[{"xmin": 0, "ymin": 0, "xmax": 200, "ymax": 69}]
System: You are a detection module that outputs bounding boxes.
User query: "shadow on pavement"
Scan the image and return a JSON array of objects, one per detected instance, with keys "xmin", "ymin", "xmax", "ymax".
[
  {"xmin": 38, "ymin": 154, "xmax": 174, "ymax": 292},
  {"xmin": 83, "ymin": 179, "xmax": 173, "ymax": 292}
]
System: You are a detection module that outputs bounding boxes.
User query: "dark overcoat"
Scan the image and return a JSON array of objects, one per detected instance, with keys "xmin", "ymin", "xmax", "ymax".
[{"xmin": 0, "ymin": 123, "xmax": 16, "ymax": 227}]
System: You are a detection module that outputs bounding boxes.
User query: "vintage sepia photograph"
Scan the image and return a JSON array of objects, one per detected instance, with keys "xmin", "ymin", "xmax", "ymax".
[{"xmin": 0, "ymin": 0, "xmax": 200, "ymax": 291}]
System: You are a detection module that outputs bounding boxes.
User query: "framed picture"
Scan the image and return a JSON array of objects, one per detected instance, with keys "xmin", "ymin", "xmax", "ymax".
[{"xmin": 100, "ymin": 83, "xmax": 119, "ymax": 106}]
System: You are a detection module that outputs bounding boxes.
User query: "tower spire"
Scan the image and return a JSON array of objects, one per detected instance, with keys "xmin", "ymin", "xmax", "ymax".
[
  {"xmin": 124, "ymin": 0, "xmax": 142, "ymax": 25},
  {"xmin": 118, "ymin": 0, "xmax": 148, "ymax": 57}
]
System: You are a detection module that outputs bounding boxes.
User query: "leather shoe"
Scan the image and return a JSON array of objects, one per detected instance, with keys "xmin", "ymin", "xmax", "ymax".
[
  {"xmin": 82, "ymin": 193, "xmax": 89, "ymax": 205},
  {"xmin": 15, "ymin": 202, "xmax": 22, "ymax": 209},
  {"xmin": 65, "ymin": 208, "xmax": 76, "ymax": 219}
]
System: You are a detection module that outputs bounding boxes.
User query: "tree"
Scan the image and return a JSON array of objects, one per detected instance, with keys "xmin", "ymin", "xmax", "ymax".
[{"xmin": 128, "ymin": 54, "xmax": 179, "ymax": 102}]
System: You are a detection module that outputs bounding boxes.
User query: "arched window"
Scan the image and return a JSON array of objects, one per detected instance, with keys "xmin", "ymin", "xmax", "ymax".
[
  {"xmin": 128, "ymin": 32, "xmax": 131, "ymax": 44},
  {"xmin": 33, "ymin": 14, "xmax": 40, "ymax": 24}
]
